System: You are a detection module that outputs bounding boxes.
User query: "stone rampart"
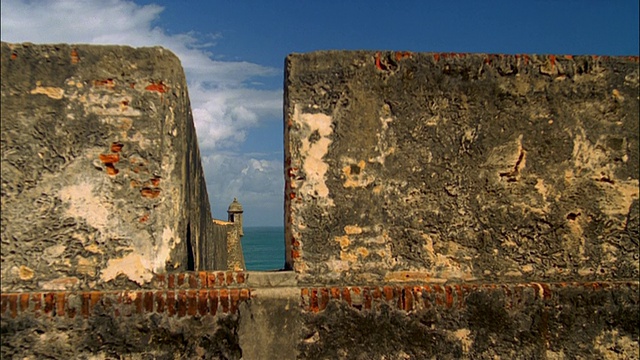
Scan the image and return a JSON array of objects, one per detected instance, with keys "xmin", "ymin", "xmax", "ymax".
[
  {"xmin": 285, "ymin": 51, "xmax": 639, "ymax": 286},
  {"xmin": 0, "ymin": 42, "xmax": 231, "ymax": 293},
  {"xmin": 1, "ymin": 45, "xmax": 638, "ymax": 359}
]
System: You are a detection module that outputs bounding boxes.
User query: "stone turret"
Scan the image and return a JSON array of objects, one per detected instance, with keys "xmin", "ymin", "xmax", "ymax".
[{"xmin": 227, "ymin": 198, "xmax": 244, "ymax": 236}]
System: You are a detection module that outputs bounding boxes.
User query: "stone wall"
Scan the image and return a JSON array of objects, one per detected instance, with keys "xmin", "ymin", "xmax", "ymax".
[
  {"xmin": 285, "ymin": 51, "xmax": 639, "ymax": 285},
  {"xmin": 212, "ymin": 219, "xmax": 246, "ymax": 271},
  {"xmin": 0, "ymin": 42, "xmax": 228, "ymax": 293},
  {"xmin": 1, "ymin": 46, "xmax": 638, "ymax": 359},
  {"xmin": 1, "ymin": 271, "xmax": 249, "ymax": 359}
]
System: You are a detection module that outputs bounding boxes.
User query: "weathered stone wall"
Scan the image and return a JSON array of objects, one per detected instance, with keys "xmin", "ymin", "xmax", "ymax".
[
  {"xmin": 211, "ymin": 219, "xmax": 246, "ymax": 271},
  {"xmin": 2, "ymin": 275, "xmax": 637, "ymax": 359},
  {"xmin": 1, "ymin": 271, "xmax": 249, "ymax": 359},
  {"xmin": 2, "ymin": 46, "xmax": 638, "ymax": 359},
  {"xmin": 285, "ymin": 51, "xmax": 639, "ymax": 285},
  {"xmin": 0, "ymin": 42, "xmax": 226, "ymax": 292}
]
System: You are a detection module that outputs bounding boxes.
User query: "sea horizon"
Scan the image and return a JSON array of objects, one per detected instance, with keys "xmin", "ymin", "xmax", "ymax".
[{"xmin": 241, "ymin": 226, "xmax": 285, "ymax": 271}]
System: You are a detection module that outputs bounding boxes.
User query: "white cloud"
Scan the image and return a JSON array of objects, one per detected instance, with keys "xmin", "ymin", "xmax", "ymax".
[
  {"xmin": 1, "ymin": 0, "xmax": 284, "ymax": 225},
  {"xmin": 191, "ymin": 85, "xmax": 282, "ymax": 151}
]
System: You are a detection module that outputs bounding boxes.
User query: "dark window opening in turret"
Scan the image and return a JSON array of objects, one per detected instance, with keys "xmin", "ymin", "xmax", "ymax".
[{"xmin": 186, "ymin": 223, "xmax": 195, "ymax": 271}]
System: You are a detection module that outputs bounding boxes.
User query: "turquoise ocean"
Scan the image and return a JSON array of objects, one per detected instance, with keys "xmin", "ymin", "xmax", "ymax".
[{"xmin": 241, "ymin": 227, "xmax": 285, "ymax": 271}]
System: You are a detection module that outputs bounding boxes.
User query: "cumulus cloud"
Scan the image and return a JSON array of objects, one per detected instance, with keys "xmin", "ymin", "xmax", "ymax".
[
  {"xmin": 203, "ymin": 153, "xmax": 283, "ymax": 224},
  {"xmin": 1, "ymin": 0, "xmax": 284, "ymax": 225}
]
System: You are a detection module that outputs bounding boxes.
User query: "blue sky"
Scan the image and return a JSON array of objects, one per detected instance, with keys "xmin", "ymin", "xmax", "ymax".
[{"xmin": 2, "ymin": 0, "xmax": 638, "ymax": 226}]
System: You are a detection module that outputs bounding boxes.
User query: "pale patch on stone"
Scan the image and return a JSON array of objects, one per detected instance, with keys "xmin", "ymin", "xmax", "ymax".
[
  {"xmin": 38, "ymin": 331, "xmax": 69, "ymax": 344},
  {"xmin": 294, "ymin": 105, "xmax": 333, "ymax": 204},
  {"xmin": 420, "ymin": 233, "xmax": 478, "ymax": 281},
  {"xmin": 572, "ymin": 130, "xmax": 610, "ymax": 173},
  {"xmin": 534, "ymin": 178, "xmax": 551, "ymax": 211},
  {"xmin": 597, "ymin": 179, "xmax": 639, "ymax": 217},
  {"xmin": 101, "ymin": 252, "xmax": 153, "ymax": 285},
  {"xmin": 600, "ymin": 243, "xmax": 618, "ymax": 264},
  {"xmin": 326, "ymin": 258, "xmax": 350, "ymax": 273},
  {"xmin": 503, "ymin": 270, "xmax": 523, "ymax": 277},
  {"xmin": 76, "ymin": 255, "xmax": 97, "ymax": 277},
  {"xmin": 593, "ymin": 329, "xmax": 638, "ymax": 360},
  {"xmin": 39, "ymin": 277, "xmax": 79, "ymax": 290},
  {"xmin": 30, "ymin": 85, "xmax": 64, "ymax": 99},
  {"xmin": 368, "ymin": 114, "xmax": 395, "ymax": 165},
  {"xmin": 84, "ymin": 243, "xmax": 103, "ymax": 254},
  {"xmin": 59, "ymin": 182, "xmax": 110, "ymax": 230},
  {"xmin": 570, "ymin": 129, "xmax": 639, "ymax": 219},
  {"xmin": 85, "ymin": 94, "xmax": 141, "ymax": 116},
  {"xmin": 344, "ymin": 225, "xmax": 363, "ymax": 235},
  {"xmin": 452, "ymin": 328, "xmax": 473, "ymax": 354},
  {"xmin": 43, "ymin": 244, "xmax": 66, "ymax": 264},
  {"xmin": 86, "ymin": 354, "xmax": 109, "ymax": 360},
  {"xmin": 339, "ymin": 250, "xmax": 359, "ymax": 263},
  {"xmin": 564, "ymin": 169, "xmax": 574, "ymax": 184},
  {"xmin": 484, "ymin": 135, "xmax": 526, "ymax": 182},
  {"xmin": 546, "ymin": 350, "xmax": 567, "ymax": 360},
  {"xmin": 356, "ymin": 247, "xmax": 369, "ymax": 257},
  {"xmin": 19, "ymin": 265, "xmax": 34, "ymax": 280},
  {"xmin": 335, "ymin": 235, "xmax": 350, "ymax": 250},
  {"xmin": 128, "ymin": 131, "xmax": 153, "ymax": 149},
  {"xmin": 102, "ymin": 116, "xmax": 133, "ymax": 134},
  {"xmin": 578, "ymin": 267, "xmax": 596, "ymax": 276},
  {"xmin": 153, "ymin": 227, "xmax": 178, "ymax": 271},
  {"xmin": 342, "ymin": 159, "xmax": 375, "ymax": 188}
]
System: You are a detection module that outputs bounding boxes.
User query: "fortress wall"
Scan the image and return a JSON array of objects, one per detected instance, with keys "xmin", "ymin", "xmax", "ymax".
[
  {"xmin": 1, "ymin": 274, "xmax": 637, "ymax": 359},
  {"xmin": 285, "ymin": 51, "xmax": 639, "ymax": 284},
  {"xmin": 0, "ymin": 42, "xmax": 225, "ymax": 292},
  {"xmin": 0, "ymin": 270, "xmax": 250, "ymax": 358},
  {"xmin": 211, "ymin": 219, "xmax": 246, "ymax": 271},
  {"xmin": 1, "ymin": 46, "xmax": 638, "ymax": 359}
]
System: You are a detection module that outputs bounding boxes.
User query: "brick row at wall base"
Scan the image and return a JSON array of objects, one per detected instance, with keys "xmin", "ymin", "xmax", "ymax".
[
  {"xmin": 301, "ymin": 281, "xmax": 639, "ymax": 313},
  {"xmin": 0, "ymin": 288, "xmax": 251, "ymax": 319},
  {"xmin": 3, "ymin": 281, "xmax": 636, "ymax": 320},
  {"xmin": 152, "ymin": 271, "xmax": 247, "ymax": 289}
]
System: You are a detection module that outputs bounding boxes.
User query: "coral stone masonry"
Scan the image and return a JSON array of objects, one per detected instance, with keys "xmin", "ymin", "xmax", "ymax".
[
  {"xmin": 285, "ymin": 51, "xmax": 639, "ymax": 285},
  {"xmin": 1, "ymin": 42, "xmax": 236, "ymax": 293},
  {"xmin": 1, "ymin": 44, "xmax": 638, "ymax": 359}
]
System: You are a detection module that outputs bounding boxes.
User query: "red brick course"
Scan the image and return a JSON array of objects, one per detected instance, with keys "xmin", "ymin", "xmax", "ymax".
[
  {"xmin": 151, "ymin": 271, "xmax": 247, "ymax": 289},
  {"xmin": 300, "ymin": 282, "xmax": 638, "ymax": 313},
  {"xmin": 0, "ymin": 287, "xmax": 251, "ymax": 319}
]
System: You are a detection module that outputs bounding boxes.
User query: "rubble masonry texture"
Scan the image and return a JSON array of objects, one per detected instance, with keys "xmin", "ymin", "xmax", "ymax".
[
  {"xmin": 1, "ymin": 42, "xmax": 229, "ymax": 294},
  {"xmin": 285, "ymin": 51, "xmax": 639, "ymax": 286}
]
